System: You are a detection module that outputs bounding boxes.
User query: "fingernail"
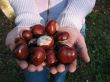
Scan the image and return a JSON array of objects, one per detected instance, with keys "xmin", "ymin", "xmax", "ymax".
[
  {"xmin": 50, "ymin": 67, "xmax": 57, "ymax": 74},
  {"xmin": 36, "ymin": 66, "xmax": 43, "ymax": 72},
  {"xmin": 28, "ymin": 64, "xmax": 37, "ymax": 72},
  {"xmin": 57, "ymin": 64, "xmax": 65, "ymax": 73}
]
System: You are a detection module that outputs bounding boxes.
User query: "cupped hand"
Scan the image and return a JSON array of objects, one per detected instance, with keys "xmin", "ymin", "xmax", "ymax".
[
  {"xmin": 5, "ymin": 27, "xmax": 46, "ymax": 72},
  {"xmin": 5, "ymin": 27, "xmax": 30, "ymax": 51},
  {"xmin": 50, "ymin": 27, "xmax": 90, "ymax": 74},
  {"xmin": 16, "ymin": 59, "xmax": 46, "ymax": 72}
]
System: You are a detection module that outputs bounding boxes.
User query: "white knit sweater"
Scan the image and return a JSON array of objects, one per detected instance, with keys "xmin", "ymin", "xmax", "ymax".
[{"xmin": 9, "ymin": 0, "xmax": 96, "ymax": 30}]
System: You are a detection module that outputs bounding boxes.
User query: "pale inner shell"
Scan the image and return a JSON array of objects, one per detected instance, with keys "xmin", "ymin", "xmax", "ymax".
[{"xmin": 37, "ymin": 35, "xmax": 52, "ymax": 46}]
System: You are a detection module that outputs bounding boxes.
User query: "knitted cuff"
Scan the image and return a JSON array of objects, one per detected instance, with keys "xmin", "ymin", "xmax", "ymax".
[
  {"xmin": 9, "ymin": 0, "xmax": 45, "ymax": 27},
  {"xmin": 57, "ymin": 13, "xmax": 85, "ymax": 31},
  {"xmin": 57, "ymin": 0, "xmax": 96, "ymax": 30},
  {"xmin": 15, "ymin": 13, "xmax": 45, "ymax": 28}
]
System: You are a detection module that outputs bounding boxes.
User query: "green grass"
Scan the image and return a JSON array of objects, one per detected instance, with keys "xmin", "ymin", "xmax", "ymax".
[{"xmin": 0, "ymin": 0, "xmax": 110, "ymax": 82}]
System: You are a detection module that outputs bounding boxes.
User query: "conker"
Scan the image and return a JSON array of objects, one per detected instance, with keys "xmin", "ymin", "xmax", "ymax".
[
  {"xmin": 57, "ymin": 32, "xmax": 69, "ymax": 41},
  {"xmin": 14, "ymin": 44, "xmax": 29, "ymax": 60},
  {"xmin": 32, "ymin": 47, "xmax": 46, "ymax": 66},
  {"xmin": 37, "ymin": 35, "xmax": 54, "ymax": 49},
  {"xmin": 46, "ymin": 20, "xmax": 59, "ymax": 35},
  {"xmin": 12, "ymin": 20, "xmax": 78, "ymax": 71},
  {"xmin": 59, "ymin": 46, "xmax": 77, "ymax": 64},
  {"xmin": 22, "ymin": 30, "xmax": 32, "ymax": 41},
  {"xmin": 15, "ymin": 37, "xmax": 26, "ymax": 45},
  {"xmin": 46, "ymin": 50, "xmax": 57, "ymax": 67},
  {"xmin": 32, "ymin": 24, "xmax": 45, "ymax": 36}
]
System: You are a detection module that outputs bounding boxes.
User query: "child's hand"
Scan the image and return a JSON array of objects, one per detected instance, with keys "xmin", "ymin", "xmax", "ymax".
[
  {"xmin": 16, "ymin": 59, "xmax": 46, "ymax": 72},
  {"xmin": 50, "ymin": 27, "xmax": 90, "ymax": 74},
  {"xmin": 5, "ymin": 27, "xmax": 30, "ymax": 51},
  {"xmin": 5, "ymin": 27, "xmax": 45, "ymax": 72}
]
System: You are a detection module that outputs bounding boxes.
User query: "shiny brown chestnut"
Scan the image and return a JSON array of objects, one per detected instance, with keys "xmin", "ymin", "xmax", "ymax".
[
  {"xmin": 37, "ymin": 35, "xmax": 54, "ymax": 49},
  {"xmin": 46, "ymin": 20, "xmax": 60, "ymax": 35},
  {"xmin": 22, "ymin": 30, "xmax": 32, "ymax": 41},
  {"xmin": 15, "ymin": 37, "xmax": 26, "ymax": 45},
  {"xmin": 46, "ymin": 50, "xmax": 57, "ymax": 67},
  {"xmin": 58, "ymin": 46, "xmax": 77, "ymax": 64},
  {"xmin": 57, "ymin": 32, "xmax": 69, "ymax": 41},
  {"xmin": 32, "ymin": 47, "xmax": 46, "ymax": 66},
  {"xmin": 14, "ymin": 44, "xmax": 29, "ymax": 60},
  {"xmin": 32, "ymin": 24, "xmax": 45, "ymax": 36}
]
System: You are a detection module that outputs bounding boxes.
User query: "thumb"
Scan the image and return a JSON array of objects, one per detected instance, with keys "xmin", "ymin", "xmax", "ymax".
[
  {"xmin": 77, "ymin": 33, "xmax": 90, "ymax": 63},
  {"xmin": 16, "ymin": 59, "xmax": 28, "ymax": 69},
  {"xmin": 5, "ymin": 32, "xmax": 16, "ymax": 51}
]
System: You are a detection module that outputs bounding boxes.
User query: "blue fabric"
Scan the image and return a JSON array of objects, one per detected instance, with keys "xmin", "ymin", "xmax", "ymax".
[
  {"xmin": 23, "ymin": 68, "xmax": 49, "ymax": 82},
  {"xmin": 23, "ymin": 67, "xmax": 68, "ymax": 82},
  {"xmin": 53, "ymin": 66, "xmax": 68, "ymax": 82},
  {"xmin": 23, "ymin": 24, "xmax": 86, "ymax": 82},
  {"xmin": 80, "ymin": 23, "xmax": 86, "ymax": 37}
]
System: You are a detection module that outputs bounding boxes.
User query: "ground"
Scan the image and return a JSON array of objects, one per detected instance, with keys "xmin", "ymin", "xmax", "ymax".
[{"xmin": 0, "ymin": 0, "xmax": 110, "ymax": 82}]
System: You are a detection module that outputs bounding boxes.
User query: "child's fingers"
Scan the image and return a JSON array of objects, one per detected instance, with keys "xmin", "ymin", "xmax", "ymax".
[
  {"xmin": 50, "ymin": 64, "xmax": 65, "ymax": 74},
  {"xmin": 5, "ymin": 27, "xmax": 30, "ymax": 51},
  {"xmin": 57, "ymin": 64, "xmax": 65, "ymax": 73},
  {"xmin": 5, "ymin": 31, "xmax": 16, "ymax": 51},
  {"xmin": 50, "ymin": 67, "xmax": 58, "ymax": 75},
  {"xmin": 58, "ymin": 27, "xmax": 79, "ymax": 47},
  {"xmin": 36, "ymin": 65, "xmax": 44, "ymax": 72},
  {"xmin": 41, "ymin": 62, "xmax": 46, "ymax": 67},
  {"xmin": 8, "ymin": 43, "xmax": 15, "ymax": 51},
  {"xmin": 68, "ymin": 59, "xmax": 77, "ymax": 73},
  {"xmin": 35, "ymin": 62, "xmax": 46, "ymax": 71},
  {"xmin": 16, "ymin": 59, "xmax": 45, "ymax": 72},
  {"xmin": 77, "ymin": 33, "xmax": 90, "ymax": 63},
  {"xmin": 27, "ymin": 64, "xmax": 38, "ymax": 72},
  {"xmin": 16, "ymin": 59, "xmax": 28, "ymax": 69},
  {"xmin": 27, "ymin": 64, "xmax": 44, "ymax": 72}
]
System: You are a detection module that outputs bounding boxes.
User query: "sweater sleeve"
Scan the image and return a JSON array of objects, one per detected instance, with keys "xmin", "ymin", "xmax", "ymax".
[
  {"xmin": 57, "ymin": 0, "xmax": 96, "ymax": 30},
  {"xmin": 8, "ymin": 0, "xmax": 45, "ymax": 28}
]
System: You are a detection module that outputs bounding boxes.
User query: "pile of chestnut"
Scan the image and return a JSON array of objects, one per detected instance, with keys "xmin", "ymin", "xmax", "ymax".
[{"xmin": 14, "ymin": 20, "xmax": 77, "ymax": 68}]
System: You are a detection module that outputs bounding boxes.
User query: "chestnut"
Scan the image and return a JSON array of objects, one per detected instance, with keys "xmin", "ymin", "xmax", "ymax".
[
  {"xmin": 14, "ymin": 44, "xmax": 29, "ymax": 60},
  {"xmin": 22, "ymin": 30, "xmax": 32, "ymax": 41},
  {"xmin": 46, "ymin": 20, "xmax": 60, "ymax": 35},
  {"xmin": 32, "ymin": 47, "xmax": 46, "ymax": 66},
  {"xmin": 54, "ymin": 42, "xmax": 68, "ymax": 51},
  {"xmin": 46, "ymin": 50, "xmax": 57, "ymax": 67},
  {"xmin": 37, "ymin": 35, "xmax": 54, "ymax": 49},
  {"xmin": 58, "ymin": 46, "xmax": 77, "ymax": 64},
  {"xmin": 15, "ymin": 37, "xmax": 26, "ymax": 45},
  {"xmin": 32, "ymin": 24, "xmax": 45, "ymax": 36},
  {"xmin": 57, "ymin": 32, "xmax": 69, "ymax": 41}
]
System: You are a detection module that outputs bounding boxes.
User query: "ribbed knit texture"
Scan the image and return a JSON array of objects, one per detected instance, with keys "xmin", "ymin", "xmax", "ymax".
[
  {"xmin": 9, "ymin": 0, "xmax": 45, "ymax": 28},
  {"xmin": 9, "ymin": 0, "xmax": 96, "ymax": 30},
  {"xmin": 57, "ymin": 0, "xmax": 96, "ymax": 30}
]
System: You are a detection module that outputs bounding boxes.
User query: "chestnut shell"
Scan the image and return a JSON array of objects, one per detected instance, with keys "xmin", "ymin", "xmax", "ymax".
[
  {"xmin": 58, "ymin": 46, "xmax": 77, "ymax": 64},
  {"xmin": 22, "ymin": 30, "xmax": 32, "ymax": 41},
  {"xmin": 32, "ymin": 47, "xmax": 46, "ymax": 66},
  {"xmin": 15, "ymin": 37, "xmax": 26, "ymax": 46},
  {"xmin": 46, "ymin": 20, "xmax": 59, "ymax": 35},
  {"xmin": 57, "ymin": 32, "xmax": 69, "ymax": 41},
  {"xmin": 32, "ymin": 24, "xmax": 45, "ymax": 36},
  {"xmin": 46, "ymin": 50, "xmax": 57, "ymax": 67},
  {"xmin": 37, "ymin": 35, "xmax": 54, "ymax": 49},
  {"xmin": 14, "ymin": 44, "xmax": 29, "ymax": 60}
]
